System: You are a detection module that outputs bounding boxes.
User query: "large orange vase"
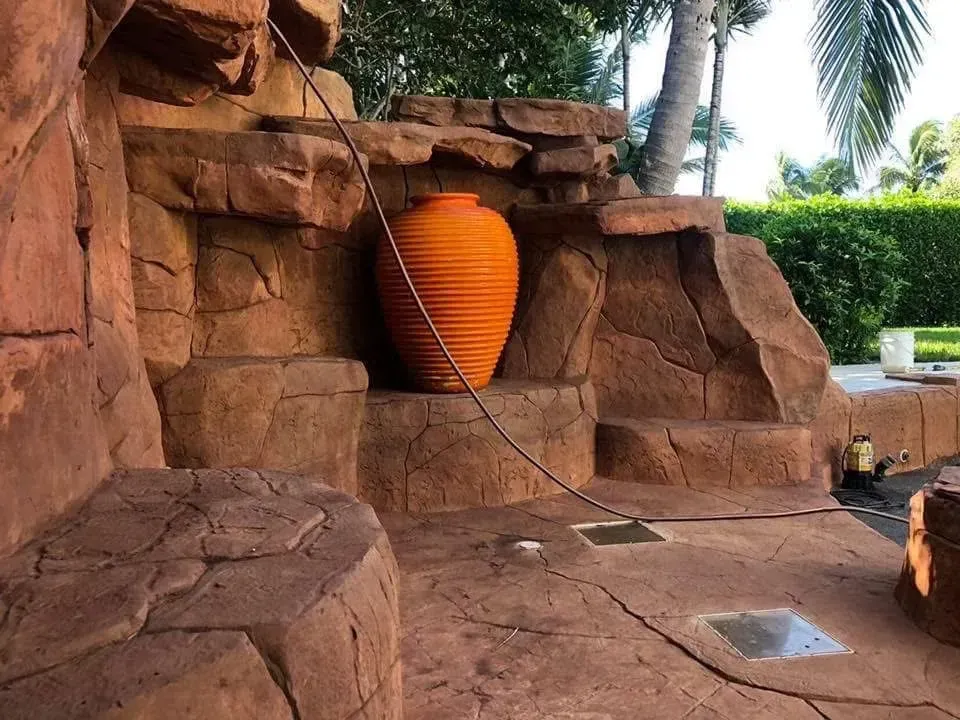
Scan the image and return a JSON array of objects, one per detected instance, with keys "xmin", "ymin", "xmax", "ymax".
[{"xmin": 376, "ymin": 193, "xmax": 519, "ymax": 393}]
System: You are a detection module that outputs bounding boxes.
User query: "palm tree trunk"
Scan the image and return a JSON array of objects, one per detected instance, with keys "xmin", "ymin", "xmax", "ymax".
[
  {"xmin": 638, "ymin": 0, "xmax": 715, "ymax": 196},
  {"xmin": 703, "ymin": 2, "xmax": 729, "ymax": 196},
  {"xmin": 621, "ymin": 12, "xmax": 631, "ymax": 115}
]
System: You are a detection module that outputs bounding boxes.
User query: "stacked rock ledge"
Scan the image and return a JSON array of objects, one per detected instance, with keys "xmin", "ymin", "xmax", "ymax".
[
  {"xmin": 0, "ymin": 468, "xmax": 402, "ymax": 720},
  {"xmin": 121, "ymin": 126, "xmax": 367, "ymax": 230}
]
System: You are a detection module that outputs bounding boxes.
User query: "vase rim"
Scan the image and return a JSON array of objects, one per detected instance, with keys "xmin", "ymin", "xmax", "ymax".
[{"xmin": 411, "ymin": 193, "xmax": 480, "ymax": 206}]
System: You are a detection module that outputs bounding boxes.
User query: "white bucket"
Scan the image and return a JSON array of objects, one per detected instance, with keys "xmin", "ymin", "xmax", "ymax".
[{"xmin": 879, "ymin": 330, "xmax": 915, "ymax": 373}]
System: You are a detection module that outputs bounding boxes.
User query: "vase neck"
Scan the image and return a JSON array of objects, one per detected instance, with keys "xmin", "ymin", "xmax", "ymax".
[{"xmin": 411, "ymin": 193, "xmax": 480, "ymax": 209}]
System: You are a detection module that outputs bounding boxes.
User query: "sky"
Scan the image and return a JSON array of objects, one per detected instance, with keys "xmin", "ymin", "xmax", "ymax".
[{"xmin": 628, "ymin": 0, "xmax": 960, "ymax": 200}]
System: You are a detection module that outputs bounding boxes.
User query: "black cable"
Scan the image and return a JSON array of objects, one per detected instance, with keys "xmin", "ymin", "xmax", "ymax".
[{"xmin": 266, "ymin": 18, "xmax": 908, "ymax": 528}]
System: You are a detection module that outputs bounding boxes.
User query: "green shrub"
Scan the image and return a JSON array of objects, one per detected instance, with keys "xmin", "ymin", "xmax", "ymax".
[
  {"xmin": 760, "ymin": 215, "xmax": 904, "ymax": 363},
  {"xmin": 727, "ymin": 195, "xmax": 960, "ymax": 328}
]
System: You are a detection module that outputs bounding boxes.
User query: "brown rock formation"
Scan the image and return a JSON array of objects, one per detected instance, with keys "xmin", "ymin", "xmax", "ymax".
[
  {"xmin": 897, "ymin": 469, "xmax": 960, "ymax": 647},
  {"xmin": 269, "ymin": 0, "xmax": 342, "ymax": 65},
  {"xmin": 0, "ymin": 468, "xmax": 402, "ymax": 719},
  {"xmin": 265, "ymin": 117, "xmax": 533, "ymax": 170},
  {"xmin": 121, "ymin": 127, "xmax": 367, "ymax": 230},
  {"xmin": 160, "ymin": 358, "xmax": 368, "ymax": 494},
  {"xmin": 116, "ymin": 59, "xmax": 358, "ymax": 131},
  {"xmin": 392, "ymin": 95, "xmax": 627, "ymax": 141},
  {"xmin": 359, "ymin": 380, "xmax": 596, "ymax": 512},
  {"xmin": 529, "ymin": 144, "xmax": 619, "ymax": 179},
  {"xmin": 597, "ymin": 417, "xmax": 812, "ymax": 488}
]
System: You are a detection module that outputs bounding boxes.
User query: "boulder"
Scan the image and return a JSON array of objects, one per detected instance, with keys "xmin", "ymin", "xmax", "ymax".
[
  {"xmin": 682, "ymin": 233, "xmax": 830, "ymax": 424},
  {"xmin": 110, "ymin": 0, "xmax": 267, "ymax": 89},
  {"xmin": 269, "ymin": 0, "xmax": 342, "ymax": 65},
  {"xmin": 896, "ymin": 473, "xmax": 960, "ymax": 647},
  {"xmin": 117, "ymin": 59, "xmax": 357, "ymax": 131},
  {"xmin": 0, "ymin": 468, "xmax": 402, "ymax": 720},
  {"xmin": 358, "ymin": 380, "xmax": 596, "ymax": 511},
  {"xmin": 121, "ymin": 127, "xmax": 367, "ymax": 230},
  {"xmin": 160, "ymin": 357, "xmax": 368, "ymax": 494},
  {"xmin": 114, "ymin": 44, "xmax": 219, "ymax": 106},
  {"xmin": 529, "ymin": 144, "xmax": 619, "ymax": 179},
  {"xmin": 264, "ymin": 118, "xmax": 533, "ymax": 170},
  {"xmin": 391, "ymin": 96, "xmax": 498, "ymax": 129},
  {"xmin": 545, "ymin": 173, "xmax": 643, "ymax": 204}
]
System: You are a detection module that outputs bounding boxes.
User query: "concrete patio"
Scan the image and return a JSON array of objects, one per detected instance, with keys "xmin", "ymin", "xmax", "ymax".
[{"xmin": 384, "ymin": 479, "xmax": 960, "ymax": 719}]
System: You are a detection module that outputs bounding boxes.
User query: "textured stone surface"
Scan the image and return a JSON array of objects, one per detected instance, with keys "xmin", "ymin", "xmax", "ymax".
[
  {"xmin": 0, "ymin": 0, "xmax": 88, "ymax": 219},
  {"xmin": 265, "ymin": 117, "xmax": 533, "ymax": 170},
  {"xmin": 385, "ymin": 479, "xmax": 960, "ymax": 718},
  {"xmin": 110, "ymin": 0, "xmax": 267, "ymax": 100},
  {"xmin": 579, "ymin": 232, "xmax": 830, "ymax": 423},
  {"xmin": 128, "ymin": 192, "xmax": 197, "ymax": 385},
  {"xmin": 529, "ymin": 144, "xmax": 618, "ymax": 179},
  {"xmin": 850, "ymin": 390, "xmax": 924, "ymax": 473},
  {"xmin": 161, "ymin": 357, "xmax": 368, "ymax": 494},
  {"xmin": 391, "ymin": 95, "xmax": 627, "ymax": 140},
  {"xmin": 597, "ymin": 417, "xmax": 811, "ymax": 487},
  {"xmin": 0, "ymin": 336, "xmax": 105, "ymax": 556},
  {"xmin": 269, "ymin": 0, "xmax": 341, "ymax": 65},
  {"xmin": 122, "ymin": 127, "xmax": 366, "ymax": 230},
  {"xmin": 546, "ymin": 172, "xmax": 644, "ymax": 204},
  {"xmin": 358, "ymin": 379, "xmax": 596, "ymax": 512},
  {"xmin": 683, "ymin": 233, "xmax": 830, "ymax": 423},
  {"xmin": 0, "ymin": 468, "xmax": 402, "ymax": 720},
  {"xmin": 512, "ymin": 196, "xmax": 726, "ymax": 237},
  {"xmin": 116, "ymin": 59, "xmax": 357, "ymax": 131},
  {"xmin": 190, "ymin": 216, "xmax": 380, "ymax": 361},
  {"xmin": 808, "ymin": 379, "xmax": 853, "ymax": 489},
  {"xmin": 502, "ymin": 236, "xmax": 605, "ymax": 380},
  {"xmin": 897, "ymin": 472, "xmax": 960, "ymax": 647},
  {"xmin": 86, "ymin": 56, "xmax": 165, "ymax": 468},
  {"xmin": 915, "ymin": 386, "xmax": 959, "ymax": 465}
]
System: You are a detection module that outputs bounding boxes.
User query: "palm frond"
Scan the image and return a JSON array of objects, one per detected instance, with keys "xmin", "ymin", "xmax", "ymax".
[
  {"xmin": 877, "ymin": 165, "xmax": 912, "ymax": 190},
  {"xmin": 631, "ymin": 94, "xmax": 741, "ymax": 149},
  {"xmin": 810, "ymin": 0, "xmax": 931, "ymax": 170},
  {"xmin": 727, "ymin": 0, "xmax": 773, "ymax": 37}
]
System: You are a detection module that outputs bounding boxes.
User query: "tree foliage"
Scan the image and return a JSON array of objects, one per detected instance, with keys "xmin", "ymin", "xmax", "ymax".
[
  {"xmin": 767, "ymin": 153, "xmax": 860, "ymax": 200},
  {"xmin": 810, "ymin": 0, "xmax": 931, "ymax": 171},
  {"xmin": 877, "ymin": 120, "xmax": 947, "ymax": 193},
  {"xmin": 332, "ymin": 0, "xmax": 604, "ymax": 118}
]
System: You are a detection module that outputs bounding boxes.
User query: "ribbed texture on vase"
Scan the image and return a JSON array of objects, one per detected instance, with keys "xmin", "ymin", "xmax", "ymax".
[{"xmin": 376, "ymin": 193, "xmax": 520, "ymax": 393}]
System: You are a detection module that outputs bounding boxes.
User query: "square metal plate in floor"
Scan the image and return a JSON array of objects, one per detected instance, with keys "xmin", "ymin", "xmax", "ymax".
[
  {"xmin": 572, "ymin": 521, "xmax": 666, "ymax": 546},
  {"xmin": 699, "ymin": 608, "xmax": 850, "ymax": 661}
]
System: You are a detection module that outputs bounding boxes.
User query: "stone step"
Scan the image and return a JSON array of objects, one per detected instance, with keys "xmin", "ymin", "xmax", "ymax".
[
  {"xmin": 0, "ymin": 468, "xmax": 401, "ymax": 720},
  {"xmin": 596, "ymin": 417, "xmax": 811, "ymax": 488},
  {"xmin": 359, "ymin": 379, "xmax": 597, "ymax": 512}
]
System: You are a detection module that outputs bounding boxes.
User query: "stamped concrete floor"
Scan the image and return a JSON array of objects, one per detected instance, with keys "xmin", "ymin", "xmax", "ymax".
[{"xmin": 381, "ymin": 479, "xmax": 960, "ymax": 719}]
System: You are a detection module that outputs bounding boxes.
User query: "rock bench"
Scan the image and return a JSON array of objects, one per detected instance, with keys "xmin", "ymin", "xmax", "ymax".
[
  {"xmin": 597, "ymin": 417, "xmax": 812, "ymax": 487},
  {"xmin": 0, "ymin": 468, "xmax": 402, "ymax": 720},
  {"xmin": 358, "ymin": 379, "xmax": 597, "ymax": 512}
]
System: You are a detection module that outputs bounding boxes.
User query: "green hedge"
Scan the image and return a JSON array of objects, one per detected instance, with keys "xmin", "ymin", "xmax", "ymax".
[{"xmin": 726, "ymin": 194, "xmax": 960, "ymax": 331}]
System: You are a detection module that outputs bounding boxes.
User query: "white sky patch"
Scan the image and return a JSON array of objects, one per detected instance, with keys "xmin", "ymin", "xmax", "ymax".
[{"xmin": 628, "ymin": 0, "xmax": 960, "ymax": 200}]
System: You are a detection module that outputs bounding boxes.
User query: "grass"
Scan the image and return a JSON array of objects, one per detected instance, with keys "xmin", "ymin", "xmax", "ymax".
[{"xmin": 866, "ymin": 327, "xmax": 960, "ymax": 363}]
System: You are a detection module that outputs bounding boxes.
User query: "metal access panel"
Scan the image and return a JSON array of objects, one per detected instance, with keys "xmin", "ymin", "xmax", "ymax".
[
  {"xmin": 572, "ymin": 520, "xmax": 666, "ymax": 546},
  {"xmin": 699, "ymin": 608, "xmax": 851, "ymax": 661}
]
